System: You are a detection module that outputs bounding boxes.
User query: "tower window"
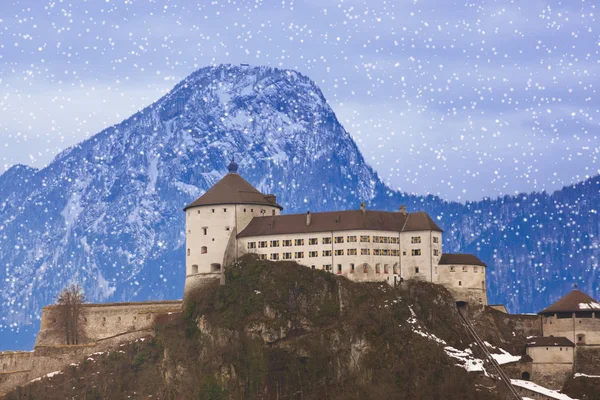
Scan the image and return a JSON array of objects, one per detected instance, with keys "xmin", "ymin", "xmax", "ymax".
[
  {"xmin": 223, "ymin": 208, "xmax": 227, "ymax": 212},
  {"xmin": 350, "ymin": 263, "xmax": 355, "ymax": 273},
  {"xmin": 415, "ymin": 267, "xmax": 419, "ymax": 274},
  {"xmin": 212, "ymin": 209, "xmax": 215, "ymax": 213},
  {"xmin": 272, "ymin": 210, "xmax": 276, "ymax": 215},
  {"xmin": 458, "ymin": 281, "xmax": 462, "ymax": 286},
  {"xmin": 203, "ymin": 227, "xmax": 208, "ymax": 235},
  {"xmin": 187, "ymin": 249, "xmax": 190, "ymax": 256},
  {"xmin": 462, "ymin": 266, "xmax": 468, "ymax": 272},
  {"xmin": 201, "ymin": 246, "xmax": 207, "ymax": 254},
  {"xmin": 192, "ymin": 265, "xmax": 198, "ymax": 274},
  {"xmin": 474, "ymin": 267, "xmax": 478, "ymax": 273},
  {"xmin": 337, "ymin": 264, "xmax": 342, "ymax": 274},
  {"xmin": 197, "ymin": 210, "xmax": 200, "ymax": 214},
  {"xmin": 244, "ymin": 208, "xmax": 246, "ymax": 212},
  {"xmin": 411, "ymin": 249, "xmax": 422, "ymax": 256},
  {"xmin": 433, "ymin": 249, "xmax": 439, "ymax": 256}
]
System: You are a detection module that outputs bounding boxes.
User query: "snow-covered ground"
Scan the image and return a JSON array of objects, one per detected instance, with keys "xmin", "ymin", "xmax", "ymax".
[{"xmin": 511, "ymin": 379, "xmax": 576, "ymax": 400}]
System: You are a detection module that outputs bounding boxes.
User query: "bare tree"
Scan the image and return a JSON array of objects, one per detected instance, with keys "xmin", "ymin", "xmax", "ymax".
[{"xmin": 56, "ymin": 283, "xmax": 86, "ymax": 345}]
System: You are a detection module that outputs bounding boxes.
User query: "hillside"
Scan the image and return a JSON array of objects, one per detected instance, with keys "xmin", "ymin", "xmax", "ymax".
[
  {"xmin": 1, "ymin": 63, "xmax": 599, "ymax": 349},
  {"xmin": 2, "ymin": 257, "xmax": 511, "ymax": 400}
]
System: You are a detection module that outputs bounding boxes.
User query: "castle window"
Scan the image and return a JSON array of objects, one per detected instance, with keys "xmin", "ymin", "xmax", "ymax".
[
  {"xmin": 309, "ymin": 238, "xmax": 318, "ymax": 245},
  {"xmin": 223, "ymin": 208, "xmax": 227, "ymax": 212},
  {"xmin": 324, "ymin": 264, "xmax": 332, "ymax": 271},
  {"xmin": 450, "ymin": 266, "xmax": 455, "ymax": 272},
  {"xmin": 335, "ymin": 249, "xmax": 344, "ymax": 256},
  {"xmin": 258, "ymin": 241, "xmax": 268, "ymax": 248},
  {"xmin": 248, "ymin": 242, "xmax": 257, "ymax": 249},
  {"xmin": 259, "ymin": 254, "xmax": 267, "ymax": 260},
  {"xmin": 375, "ymin": 264, "xmax": 380, "ymax": 274},
  {"xmin": 363, "ymin": 264, "xmax": 368, "ymax": 273},
  {"xmin": 192, "ymin": 265, "xmax": 198, "ymax": 274},
  {"xmin": 203, "ymin": 227, "xmax": 207, "ymax": 235},
  {"xmin": 311, "ymin": 265, "xmax": 316, "ymax": 269},
  {"xmin": 433, "ymin": 249, "xmax": 439, "ymax": 256},
  {"xmin": 251, "ymin": 209, "xmax": 254, "ymax": 212},
  {"xmin": 309, "ymin": 251, "xmax": 318, "ymax": 257},
  {"xmin": 295, "ymin": 239, "xmax": 304, "ymax": 246},
  {"xmin": 283, "ymin": 252, "xmax": 292, "ymax": 260},
  {"xmin": 433, "ymin": 237, "xmax": 439, "ymax": 243},
  {"xmin": 212, "ymin": 209, "xmax": 215, "ymax": 213},
  {"xmin": 270, "ymin": 240, "xmax": 280, "ymax": 247},
  {"xmin": 225, "ymin": 227, "xmax": 230, "ymax": 231},
  {"xmin": 197, "ymin": 210, "xmax": 201, "ymax": 214},
  {"xmin": 411, "ymin": 249, "xmax": 422, "ymax": 256},
  {"xmin": 361, "ymin": 248, "xmax": 370, "ymax": 256},
  {"xmin": 577, "ymin": 334, "xmax": 586, "ymax": 344},
  {"xmin": 244, "ymin": 208, "xmax": 246, "ymax": 212},
  {"xmin": 435, "ymin": 266, "xmax": 438, "ymax": 274},
  {"xmin": 334, "ymin": 236, "xmax": 344, "ymax": 244},
  {"xmin": 323, "ymin": 250, "xmax": 332, "ymax": 257},
  {"xmin": 411, "ymin": 236, "xmax": 421, "ymax": 244},
  {"xmin": 283, "ymin": 239, "xmax": 293, "ymax": 247},
  {"xmin": 270, "ymin": 253, "xmax": 279, "ymax": 260},
  {"xmin": 360, "ymin": 235, "xmax": 370, "ymax": 243},
  {"xmin": 211, "ymin": 264, "xmax": 221, "ymax": 272},
  {"xmin": 415, "ymin": 267, "xmax": 420, "ymax": 274},
  {"xmin": 373, "ymin": 236, "xmax": 381, "ymax": 243},
  {"xmin": 373, "ymin": 249, "xmax": 381, "ymax": 256},
  {"xmin": 322, "ymin": 237, "xmax": 332, "ymax": 244},
  {"xmin": 474, "ymin": 267, "xmax": 478, "ymax": 273},
  {"xmin": 482, "ymin": 281, "xmax": 485, "ymax": 290},
  {"xmin": 458, "ymin": 281, "xmax": 462, "ymax": 286},
  {"xmin": 187, "ymin": 248, "xmax": 190, "ymax": 256},
  {"xmin": 347, "ymin": 236, "xmax": 357, "ymax": 243},
  {"xmin": 462, "ymin": 266, "xmax": 468, "ymax": 272},
  {"xmin": 402, "ymin": 251, "xmax": 407, "ymax": 256},
  {"xmin": 201, "ymin": 246, "xmax": 207, "ymax": 254},
  {"xmin": 347, "ymin": 249, "xmax": 357, "ymax": 256},
  {"xmin": 337, "ymin": 264, "xmax": 342, "ymax": 274},
  {"xmin": 295, "ymin": 252, "xmax": 304, "ymax": 259},
  {"xmin": 350, "ymin": 263, "xmax": 355, "ymax": 273},
  {"xmin": 393, "ymin": 263, "xmax": 398, "ymax": 274},
  {"xmin": 384, "ymin": 265, "xmax": 389, "ymax": 274},
  {"xmin": 272, "ymin": 210, "xmax": 276, "ymax": 215},
  {"xmin": 391, "ymin": 237, "xmax": 399, "ymax": 244}
]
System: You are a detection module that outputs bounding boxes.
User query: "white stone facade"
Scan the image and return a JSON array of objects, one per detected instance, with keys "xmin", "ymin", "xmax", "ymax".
[{"xmin": 183, "ymin": 168, "xmax": 488, "ymax": 307}]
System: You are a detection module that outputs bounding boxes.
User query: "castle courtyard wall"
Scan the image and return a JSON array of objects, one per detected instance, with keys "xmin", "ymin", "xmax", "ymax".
[
  {"xmin": 527, "ymin": 346, "xmax": 574, "ymax": 389},
  {"xmin": 0, "ymin": 351, "xmax": 33, "ymax": 373},
  {"xmin": 36, "ymin": 300, "xmax": 182, "ymax": 347}
]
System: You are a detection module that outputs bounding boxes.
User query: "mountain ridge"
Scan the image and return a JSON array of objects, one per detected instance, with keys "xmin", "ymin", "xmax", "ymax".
[{"xmin": 1, "ymin": 63, "xmax": 599, "ymax": 350}]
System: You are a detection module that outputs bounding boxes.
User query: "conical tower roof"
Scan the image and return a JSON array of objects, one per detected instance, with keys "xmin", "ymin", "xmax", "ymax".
[
  {"xmin": 184, "ymin": 171, "xmax": 282, "ymax": 211},
  {"xmin": 539, "ymin": 289, "xmax": 600, "ymax": 314}
]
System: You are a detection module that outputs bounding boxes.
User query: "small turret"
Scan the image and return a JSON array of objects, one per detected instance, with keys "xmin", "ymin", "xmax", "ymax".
[
  {"xmin": 360, "ymin": 202, "xmax": 366, "ymax": 213},
  {"xmin": 306, "ymin": 211, "xmax": 311, "ymax": 226},
  {"xmin": 399, "ymin": 205, "xmax": 407, "ymax": 215}
]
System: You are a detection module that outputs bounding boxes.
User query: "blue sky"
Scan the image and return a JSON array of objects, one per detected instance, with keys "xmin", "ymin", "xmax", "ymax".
[{"xmin": 1, "ymin": 0, "xmax": 598, "ymax": 200}]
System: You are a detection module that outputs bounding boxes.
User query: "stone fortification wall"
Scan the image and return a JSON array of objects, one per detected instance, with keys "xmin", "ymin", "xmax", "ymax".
[
  {"xmin": 574, "ymin": 346, "xmax": 600, "ymax": 375},
  {"xmin": 36, "ymin": 300, "xmax": 182, "ymax": 347},
  {"xmin": 438, "ymin": 263, "xmax": 487, "ymax": 306},
  {"xmin": 531, "ymin": 363, "xmax": 573, "ymax": 390},
  {"xmin": 542, "ymin": 313, "xmax": 600, "ymax": 345},
  {"xmin": 0, "ymin": 351, "xmax": 33, "ymax": 373}
]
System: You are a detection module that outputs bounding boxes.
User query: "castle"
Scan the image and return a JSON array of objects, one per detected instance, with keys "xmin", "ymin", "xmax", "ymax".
[
  {"xmin": 2, "ymin": 161, "xmax": 599, "ymax": 396},
  {"xmin": 183, "ymin": 160, "xmax": 489, "ymax": 307}
]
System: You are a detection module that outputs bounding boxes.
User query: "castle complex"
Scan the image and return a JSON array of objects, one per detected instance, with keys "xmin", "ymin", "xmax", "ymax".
[
  {"xmin": 2, "ymin": 161, "xmax": 599, "ymax": 396},
  {"xmin": 183, "ymin": 160, "xmax": 489, "ymax": 307}
]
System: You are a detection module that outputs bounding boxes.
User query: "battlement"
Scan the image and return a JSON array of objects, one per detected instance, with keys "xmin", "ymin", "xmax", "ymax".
[{"xmin": 0, "ymin": 351, "xmax": 33, "ymax": 374}]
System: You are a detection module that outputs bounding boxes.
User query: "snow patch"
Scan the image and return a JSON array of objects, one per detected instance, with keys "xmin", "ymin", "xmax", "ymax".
[
  {"xmin": 511, "ymin": 379, "xmax": 576, "ymax": 400},
  {"xmin": 29, "ymin": 370, "xmax": 63, "ymax": 383}
]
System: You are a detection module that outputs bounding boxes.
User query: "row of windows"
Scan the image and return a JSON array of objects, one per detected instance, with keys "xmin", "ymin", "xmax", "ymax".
[
  {"xmin": 257, "ymin": 249, "xmax": 409, "ymax": 259},
  {"xmin": 245, "ymin": 234, "xmax": 435, "ymax": 248},
  {"xmin": 449, "ymin": 266, "xmax": 482, "ymax": 273}
]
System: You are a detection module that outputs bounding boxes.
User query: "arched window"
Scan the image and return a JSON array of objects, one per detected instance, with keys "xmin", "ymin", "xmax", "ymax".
[
  {"xmin": 211, "ymin": 263, "xmax": 221, "ymax": 273},
  {"xmin": 577, "ymin": 334, "xmax": 586, "ymax": 344},
  {"xmin": 521, "ymin": 372, "xmax": 530, "ymax": 381},
  {"xmin": 363, "ymin": 264, "xmax": 368, "ymax": 273},
  {"xmin": 192, "ymin": 264, "xmax": 198, "ymax": 274},
  {"xmin": 187, "ymin": 248, "xmax": 190, "ymax": 256},
  {"xmin": 384, "ymin": 264, "xmax": 389, "ymax": 274},
  {"xmin": 482, "ymin": 281, "xmax": 485, "ymax": 290},
  {"xmin": 201, "ymin": 246, "xmax": 207, "ymax": 254},
  {"xmin": 272, "ymin": 210, "xmax": 276, "ymax": 215},
  {"xmin": 393, "ymin": 263, "xmax": 399, "ymax": 274},
  {"xmin": 375, "ymin": 264, "xmax": 381, "ymax": 274}
]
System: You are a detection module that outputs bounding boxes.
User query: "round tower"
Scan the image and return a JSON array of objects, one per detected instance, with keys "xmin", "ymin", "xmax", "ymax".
[
  {"xmin": 183, "ymin": 160, "xmax": 282, "ymax": 298},
  {"xmin": 437, "ymin": 253, "xmax": 488, "ymax": 308}
]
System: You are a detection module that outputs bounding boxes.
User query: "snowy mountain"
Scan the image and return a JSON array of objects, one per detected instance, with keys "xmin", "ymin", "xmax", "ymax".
[{"xmin": 1, "ymin": 64, "xmax": 599, "ymax": 349}]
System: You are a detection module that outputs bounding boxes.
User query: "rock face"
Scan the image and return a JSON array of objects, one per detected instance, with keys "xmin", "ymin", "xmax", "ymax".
[
  {"xmin": 3, "ymin": 258, "xmax": 510, "ymax": 400},
  {"xmin": 0, "ymin": 64, "xmax": 599, "ymax": 349}
]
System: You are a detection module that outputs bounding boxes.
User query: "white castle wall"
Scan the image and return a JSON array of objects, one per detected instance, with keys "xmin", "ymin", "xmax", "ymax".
[{"xmin": 438, "ymin": 263, "xmax": 488, "ymax": 306}]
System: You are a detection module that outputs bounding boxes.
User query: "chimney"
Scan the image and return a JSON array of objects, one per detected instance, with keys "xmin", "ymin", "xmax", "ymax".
[
  {"xmin": 399, "ymin": 205, "xmax": 407, "ymax": 215},
  {"xmin": 306, "ymin": 211, "xmax": 311, "ymax": 226},
  {"xmin": 360, "ymin": 202, "xmax": 366, "ymax": 213}
]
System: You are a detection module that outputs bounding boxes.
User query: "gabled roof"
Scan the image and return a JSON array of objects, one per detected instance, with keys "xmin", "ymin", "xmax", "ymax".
[
  {"xmin": 237, "ymin": 210, "xmax": 442, "ymax": 238},
  {"xmin": 526, "ymin": 336, "xmax": 575, "ymax": 347},
  {"xmin": 184, "ymin": 172, "xmax": 282, "ymax": 210},
  {"xmin": 539, "ymin": 289, "xmax": 600, "ymax": 314},
  {"xmin": 438, "ymin": 253, "xmax": 487, "ymax": 267}
]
